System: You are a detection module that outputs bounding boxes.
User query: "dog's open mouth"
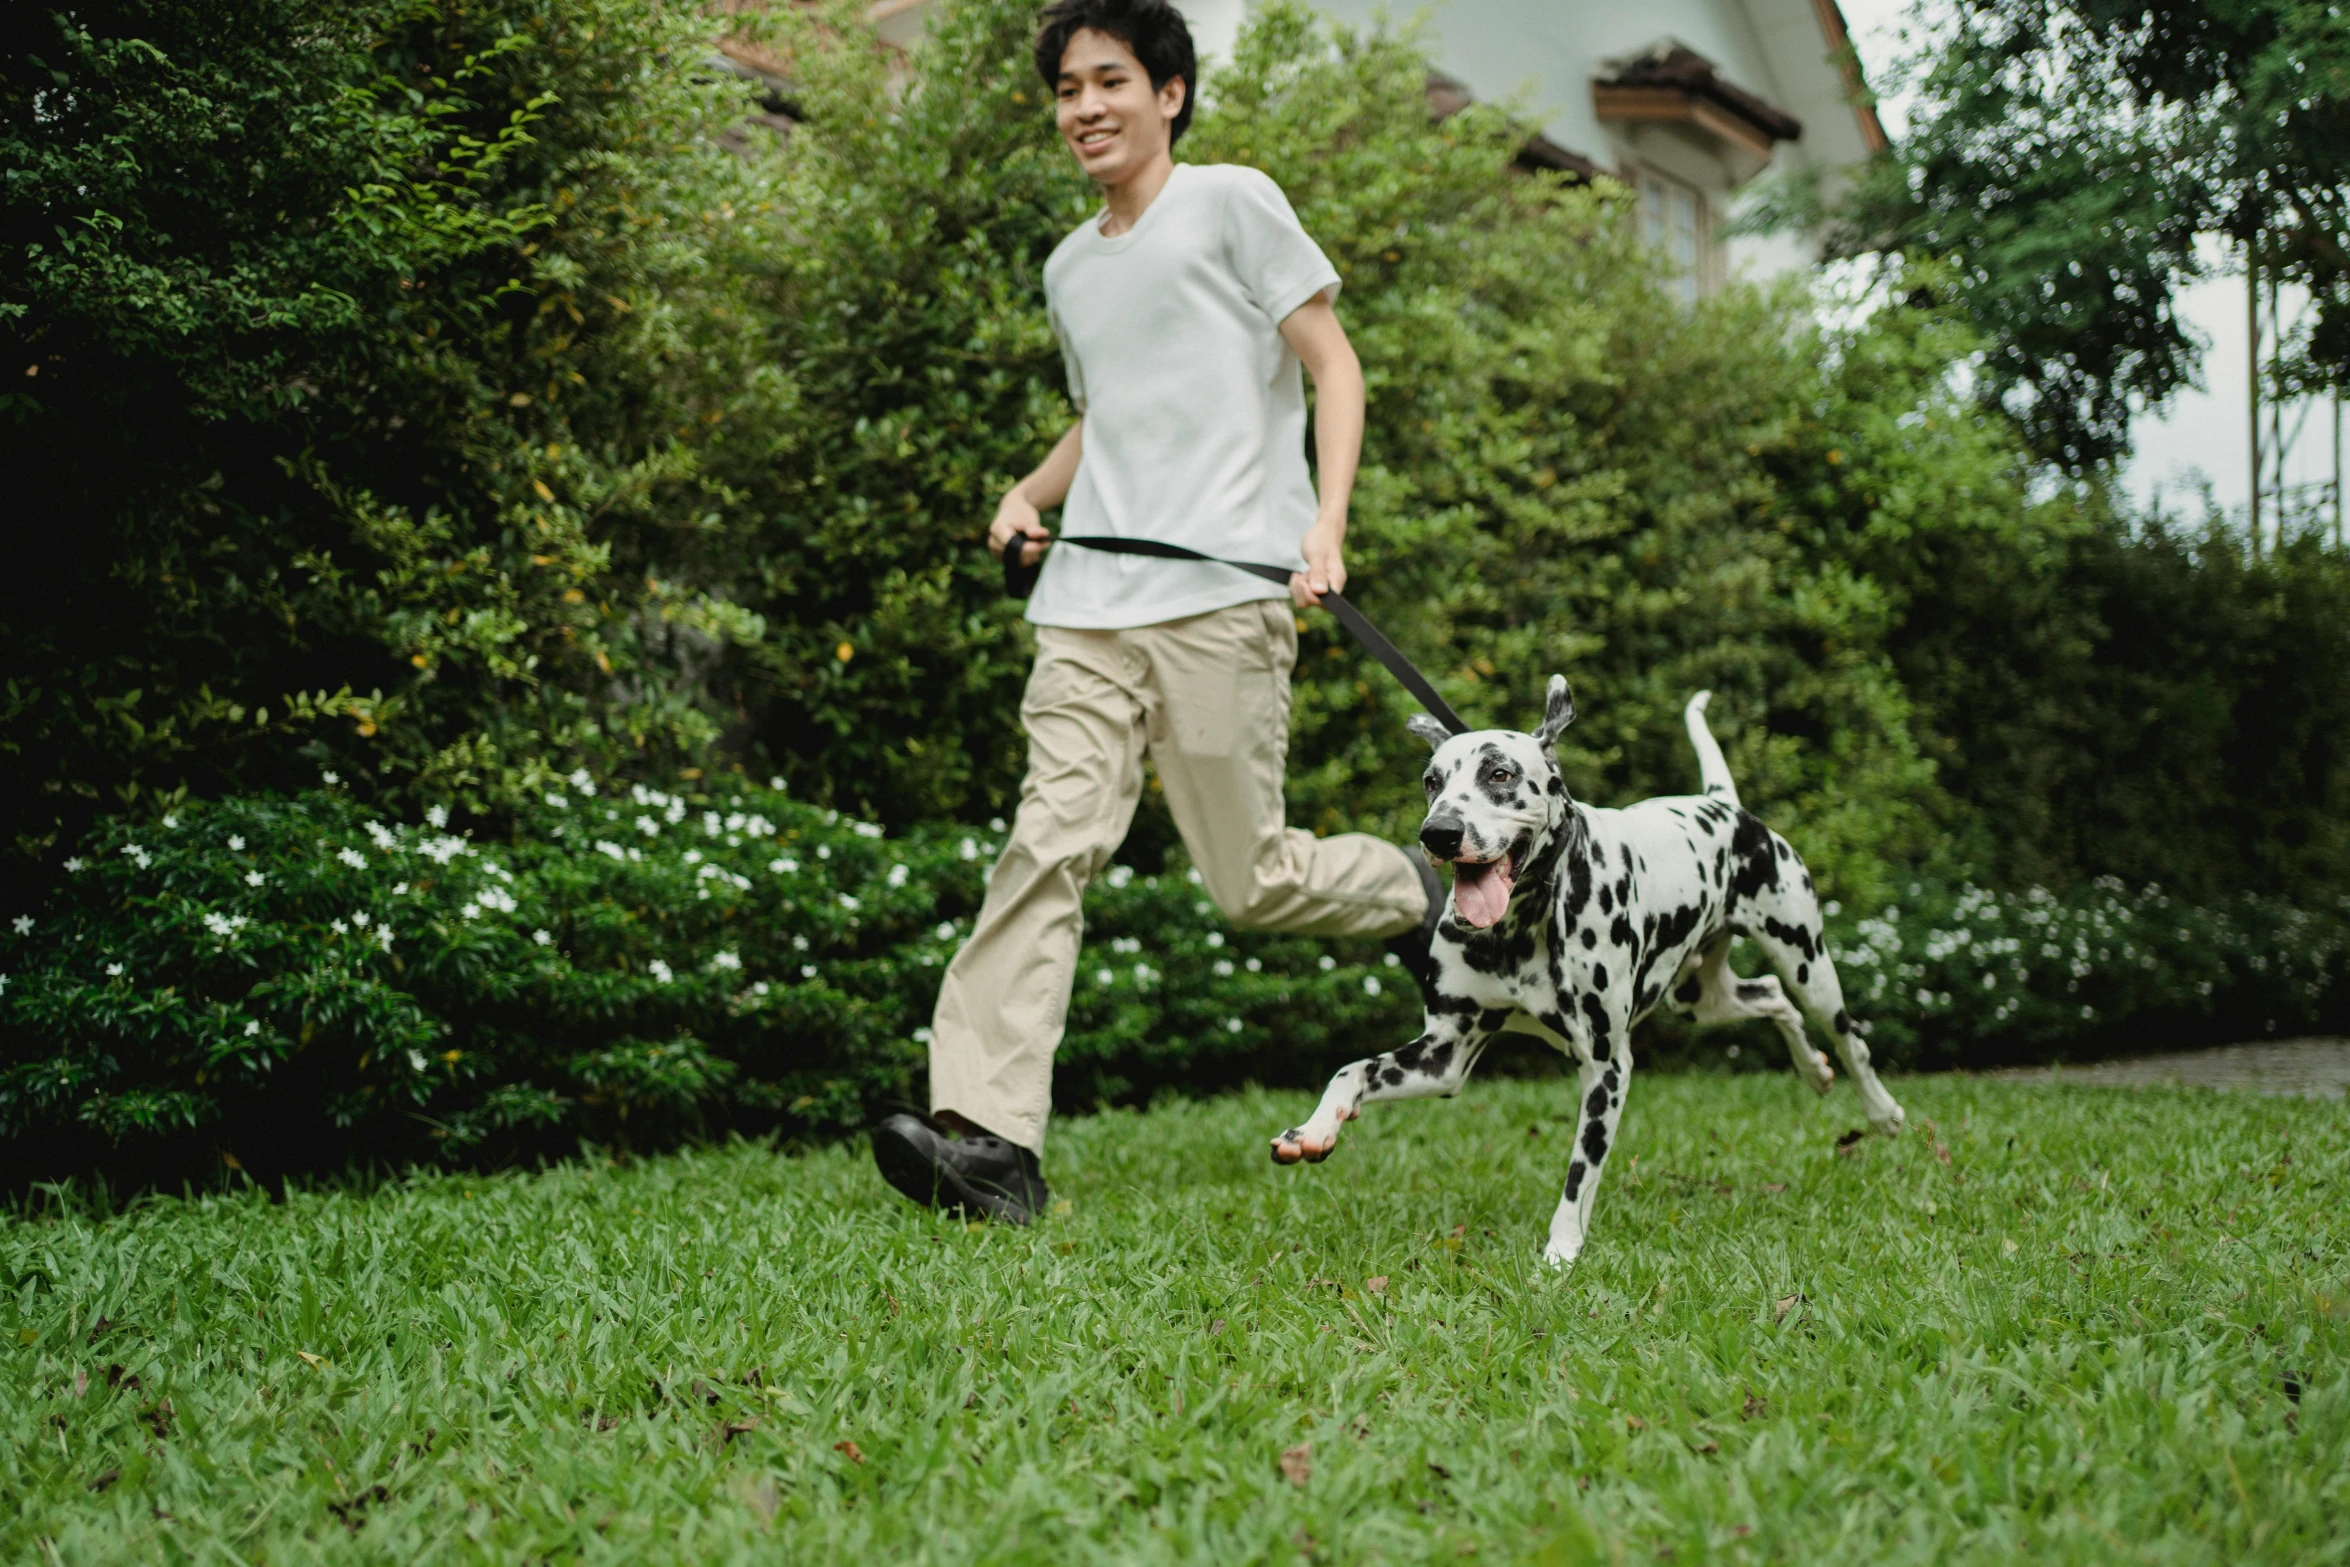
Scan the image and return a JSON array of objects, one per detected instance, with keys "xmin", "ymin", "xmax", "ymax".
[{"xmin": 1451, "ymin": 853, "xmax": 1515, "ymax": 929}]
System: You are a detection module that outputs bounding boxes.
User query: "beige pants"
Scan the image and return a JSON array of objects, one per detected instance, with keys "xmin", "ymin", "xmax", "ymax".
[{"xmin": 929, "ymin": 599, "xmax": 1429, "ymax": 1152}]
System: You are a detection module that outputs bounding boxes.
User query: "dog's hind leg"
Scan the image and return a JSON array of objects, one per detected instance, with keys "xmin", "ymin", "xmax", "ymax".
[
  {"xmin": 1745, "ymin": 921, "xmax": 1905, "ymax": 1136},
  {"xmin": 1271, "ymin": 1012, "xmax": 1496, "ymax": 1165},
  {"xmin": 1543, "ymin": 1046, "xmax": 1632, "ymax": 1269},
  {"xmin": 1675, "ymin": 938, "xmax": 1835, "ymax": 1096}
]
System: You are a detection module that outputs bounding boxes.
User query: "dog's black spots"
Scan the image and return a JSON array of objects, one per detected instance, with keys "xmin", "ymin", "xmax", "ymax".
[
  {"xmin": 1584, "ymin": 1081, "xmax": 1609, "ymax": 1119},
  {"xmin": 1674, "ymin": 976, "xmax": 1701, "ymax": 1004},
  {"xmin": 1602, "ymin": 1064, "xmax": 1620, "ymax": 1093},
  {"xmin": 1579, "ymin": 991, "xmax": 1611, "ymax": 1049},
  {"xmin": 1774, "ymin": 839, "xmax": 1790, "ymax": 860},
  {"xmin": 1761, "ymin": 916, "xmax": 1819, "ymax": 962},
  {"xmin": 1563, "ymin": 1160, "xmax": 1586, "ymax": 1201},
  {"xmin": 1580, "ymin": 1118, "xmax": 1609, "ymax": 1163},
  {"xmin": 1592, "ymin": 963, "xmax": 1609, "ymax": 991},
  {"xmin": 1381, "ymin": 1066, "xmax": 1406, "ymax": 1087},
  {"xmin": 1610, "ymin": 915, "xmax": 1634, "ymax": 948},
  {"xmin": 1796, "ymin": 961, "xmax": 1809, "ymax": 985},
  {"xmin": 1597, "ymin": 884, "xmax": 1613, "ymax": 916},
  {"xmin": 1833, "ymin": 1008, "xmax": 1850, "ymax": 1034},
  {"xmin": 1429, "ymin": 991, "xmax": 1479, "ymax": 1017},
  {"xmin": 1563, "ymin": 841, "xmax": 1593, "ymax": 920},
  {"xmin": 1728, "ymin": 811, "xmax": 1779, "ymax": 900},
  {"xmin": 1736, "ymin": 980, "xmax": 1772, "ymax": 1002},
  {"xmin": 1581, "ymin": 928, "xmax": 1598, "ymax": 950}
]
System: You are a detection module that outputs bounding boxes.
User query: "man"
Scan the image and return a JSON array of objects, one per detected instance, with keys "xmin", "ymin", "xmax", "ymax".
[{"xmin": 871, "ymin": 0, "xmax": 1441, "ymax": 1223}]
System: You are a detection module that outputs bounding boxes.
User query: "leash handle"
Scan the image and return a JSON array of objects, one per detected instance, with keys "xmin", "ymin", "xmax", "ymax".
[
  {"xmin": 1001, "ymin": 530, "xmax": 1048, "ymax": 599},
  {"xmin": 997, "ymin": 532, "xmax": 1467, "ymax": 735}
]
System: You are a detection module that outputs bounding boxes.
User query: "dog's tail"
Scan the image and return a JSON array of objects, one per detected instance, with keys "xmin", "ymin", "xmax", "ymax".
[{"xmin": 1684, "ymin": 691, "xmax": 1741, "ymax": 808}]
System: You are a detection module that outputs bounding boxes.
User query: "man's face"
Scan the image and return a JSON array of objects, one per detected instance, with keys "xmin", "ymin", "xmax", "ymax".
[{"xmin": 1054, "ymin": 27, "xmax": 1183, "ymax": 184}]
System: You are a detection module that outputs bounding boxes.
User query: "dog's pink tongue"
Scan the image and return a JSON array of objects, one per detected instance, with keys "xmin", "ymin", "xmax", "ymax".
[{"xmin": 1452, "ymin": 859, "xmax": 1514, "ymax": 928}]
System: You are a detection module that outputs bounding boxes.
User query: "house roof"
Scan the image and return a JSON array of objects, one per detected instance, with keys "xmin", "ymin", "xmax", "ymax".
[{"xmin": 1593, "ymin": 43, "xmax": 1804, "ymax": 151}]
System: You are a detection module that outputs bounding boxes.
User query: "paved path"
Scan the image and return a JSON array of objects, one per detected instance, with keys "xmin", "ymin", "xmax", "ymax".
[{"xmin": 1990, "ymin": 1038, "xmax": 2350, "ymax": 1100}]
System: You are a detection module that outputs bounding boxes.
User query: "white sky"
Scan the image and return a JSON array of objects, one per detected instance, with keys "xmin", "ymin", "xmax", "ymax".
[{"xmin": 1836, "ymin": 0, "xmax": 2344, "ymax": 520}]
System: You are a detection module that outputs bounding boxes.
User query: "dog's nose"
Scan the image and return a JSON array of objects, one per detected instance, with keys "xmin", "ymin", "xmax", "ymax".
[{"xmin": 1419, "ymin": 816, "xmax": 1464, "ymax": 861}]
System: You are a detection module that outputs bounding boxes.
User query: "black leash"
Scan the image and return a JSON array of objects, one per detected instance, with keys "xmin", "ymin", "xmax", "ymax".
[{"xmin": 1002, "ymin": 533, "xmax": 1467, "ymax": 735}]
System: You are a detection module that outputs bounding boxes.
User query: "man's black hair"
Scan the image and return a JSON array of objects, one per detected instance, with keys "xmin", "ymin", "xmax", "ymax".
[{"xmin": 1033, "ymin": 0, "xmax": 1197, "ymax": 147}]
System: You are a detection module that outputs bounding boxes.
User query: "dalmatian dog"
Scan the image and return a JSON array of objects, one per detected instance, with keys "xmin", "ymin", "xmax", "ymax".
[{"xmin": 1270, "ymin": 678, "xmax": 1906, "ymax": 1267}]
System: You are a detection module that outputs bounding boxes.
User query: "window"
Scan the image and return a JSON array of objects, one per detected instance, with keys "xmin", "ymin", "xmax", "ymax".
[{"xmin": 1639, "ymin": 169, "xmax": 1705, "ymax": 302}]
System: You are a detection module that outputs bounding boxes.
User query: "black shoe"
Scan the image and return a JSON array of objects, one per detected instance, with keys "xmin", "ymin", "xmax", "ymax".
[
  {"xmin": 871, "ymin": 1112, "xmax": 1051, "ymax": 1226},
  {"xmin": 1383, "ymin": 851, "xmax": 1444, "ymax": 1008}
]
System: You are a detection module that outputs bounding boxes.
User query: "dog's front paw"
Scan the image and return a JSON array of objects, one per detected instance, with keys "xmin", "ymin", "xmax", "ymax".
[
  {"xmin": 1538, "ymin": 1238, "xmax": 1580, "ymax": 1270},
  {"xmin": 1269, "ymin": 1125, "xmax": 1339, "ymax": 1165},
  {"xmin": 1869, "ymin": 1101, "xmax": 1907, "ymax": 1136},
  {"xmin": 1804, "ymin": 1050, "xmax": 1836, "ymax": 1095}
]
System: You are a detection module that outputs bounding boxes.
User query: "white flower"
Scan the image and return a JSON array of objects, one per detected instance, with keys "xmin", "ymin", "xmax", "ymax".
[
  {"xmin": 122, "ymin": 843, "xmax": 148, "ymax": 865},
  {"xmin": 770, "ymin": 857, "xmax": 798, "ymax": 874},
  {"xmin": 1384, "ymin": 952, "xmax": 1400, "ymax": 967},
  {"xmin": 1246, "ymin": 957, "xmax": 1262, "ymax": 973},
  {"xmin": 568, "ymin": 768, "xmax": 597, "ymax": 795},
  {"xmin": 321, "ymin": 770, "xmax": 340, "ymax": 785},
  {"xmin": 475, "ymin": 887, "xmax": 517, "ymax": 915},
  {"xmin": 887, "ymin": 863, "xmax": 909, "ymax": 888},
  {"xmin": 105, "ymin": 962, "xmax": 125, "ymax": 977},
  {"xmin": 1363, "ymin": 976, "xmax": 1382, "ymax": 997},
  {"xmin": 959, "ymin": 838, "xmax": 979, "ymax": 862},
  {"xmin": 704, "ymin": 812, "xmax": 723, "ymax": 837},
  {"xmin": 9, "ymin": 916, "xmax": 29, "ymax": 936},
  {"xmin": 710, "ymin": 950, "xmax": 741, "ymax": 971},
  {"xmin": 392, "ymin": 882, "xmax": 410, "ymax": 895},
  {"xmin": 366, "ymin": 822, "xmax": 397, "ymax": 851},
  {"xmin": 64, "ymin": 857, "xmax": 86, "ymax": 872},
  {"xmin": 202, "ymin": 912, "xmax": 250, "ymax": 940},
  {"xmin": 1318, "ymin": 955, "xmax": 1336, "ymax": 972},
  {"xmin": 1097, "ymin": 968, "xmax": 1115, "ymax": 987},
  {"xmin": 545, "ymin": 793, "xmax": 568, "ymax": 810},
  {"xmin": 459, "ymin": 904, "xmax": 479, "ymax": 921},
  {"xmin": 913, "ymin": 1026, "xmax": 934, "ymax": 1044},
  {"xmin": 838, "ymin": 894, "xmax": 860, "ymax": 911},
  {"xmin": 853, "ymin": 822, "xmax": 884, "ymax": 839},
  {"xmin": 752, "ymin": 981, "xmax": 770, "ymax": 997},
  {"xmin": 245, "ymin": 871, "xmax": 266, "ymax": 887},
  {"xmin": 228, "ymin": 836, "xmax": 246, "ymax": 851},
  {"xmin": 1205, "ymin": 932, "xmax": 1223, "ymax": 948},
  {"xmin": 337, "ymin": 847, "xmax": 367, "ymax": 870},
  {"xmin": 1226, "ymin": 1018, "xmax": 1244, "ymax": 1034},
  {"xmin": 792, "ymin": 936, "xmax": 809, "ymax": 952},
  {"xmin": 683, "ymin": 850, "xmax": 703, "ymax": 865},
  {"xmin": 532, "ymin": 928, "xmax": 552, "ymax": 946},
  {"xmin": 1213, "ymin": 959, "xmax": 1234, "ymax": 977},
  {"xmin": 989, "ymin": 817, "xmax": 1006, "ymax": 832},
  {"xmin": 376, "ymin": 927, "xmax": 394, "ymax": 950},
  {"xmin": 596, "ymin": 840, "xmax": 627, "ymax": 862},
  {"xmin": 800, "ymin": 963, "xmax": 817, "ymax": 979},
  {"xmin": 244, "ymin": 1020, "xmax": 261, "ymax": 1037},
  {"xmin": 935, "ymin": 922, "xmax": 956, "ymax": 941},
  {"xmin": 352, "ymin": 912, "xmax": 370, "ymax": 928},
  {"xmin": 408, "ymin": 1050, "xmax": 429, "ymax": 1073},
  {"xmin": 426, "ymin": 805, "xmax": 449, "ymax": 829},
  {"xmin": 635, "ymin": 815, "xmax": 660, "ymax": 837},
  {"xmin": 649, "ymin": 959, "xmax": 675, "ymax": 983},
  {"xmin": 162, "ymin": 814, "xmax": 178, "ymax": 829},
  {"xmin": 816, "ymin": 845, "xmax": 831, "ymax": 861},
  {"xmin": 330, "ymin": 919, "xmax": 348, "ymax": 935}
]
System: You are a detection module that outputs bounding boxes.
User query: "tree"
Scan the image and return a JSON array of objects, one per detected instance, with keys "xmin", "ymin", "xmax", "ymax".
[{"xmin": 1806, "ymin": 0, "xmax": 2350, "ymax": 470}]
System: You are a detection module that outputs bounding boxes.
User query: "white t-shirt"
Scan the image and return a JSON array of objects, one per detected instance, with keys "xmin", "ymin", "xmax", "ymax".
[{"xmin": 1026, "ymin": 162, "xmax": 1341, "ymax": 630}]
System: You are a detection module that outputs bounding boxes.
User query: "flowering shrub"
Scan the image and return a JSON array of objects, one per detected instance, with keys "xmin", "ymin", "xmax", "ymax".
[
  {"xmin": 1822, "ymin": 879, "xmax": 2350, "ymax": 1067},
  {"xmin": 5, "ymin": 783, "xmax": 2345, "ymax": 1179},
  {"xmin": 0, "ymin": 783, "xmax": 1412, "ymax": 1174}
]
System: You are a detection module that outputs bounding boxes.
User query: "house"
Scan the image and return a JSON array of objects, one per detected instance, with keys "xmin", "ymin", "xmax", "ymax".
[{"xmin": 1183, "ymin": 0, "xmax": 1886, "ymax": 296}]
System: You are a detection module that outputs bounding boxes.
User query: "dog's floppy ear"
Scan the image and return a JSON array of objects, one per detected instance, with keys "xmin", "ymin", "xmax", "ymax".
[
  {"xmin": 1533, "ymin": 675, "xmax": 1576, "ymax": 751},
  {"xmin": 1405, "ymin": 712, "xmax": 1452, "ymax": 752}
]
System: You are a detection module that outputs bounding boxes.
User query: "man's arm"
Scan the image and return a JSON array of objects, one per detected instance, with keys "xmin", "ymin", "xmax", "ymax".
[
  {"xmin": 1279, "ymin": 292, "xmax": 1363, "ymax": 608},
  {"xmin": 989, "ymin": 420, "xmax": 1084, "ymax": 568}
]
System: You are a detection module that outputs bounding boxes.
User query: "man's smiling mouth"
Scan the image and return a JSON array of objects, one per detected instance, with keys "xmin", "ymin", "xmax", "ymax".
[{"xmin": 1450, "ymin": 852, "xmax": 1515, "ymax": 929}]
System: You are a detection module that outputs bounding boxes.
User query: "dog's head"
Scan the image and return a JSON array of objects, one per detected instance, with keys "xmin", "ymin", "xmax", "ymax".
[{"xmin": 1407, "ymin": 676, "xmax": 1576, "ymax": 930}]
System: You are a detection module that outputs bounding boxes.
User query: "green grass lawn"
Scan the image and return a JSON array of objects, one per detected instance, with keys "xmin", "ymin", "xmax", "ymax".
[{"xmin": 5, "ymin": 1071, "xmax": 2345, "ymax": 1564}]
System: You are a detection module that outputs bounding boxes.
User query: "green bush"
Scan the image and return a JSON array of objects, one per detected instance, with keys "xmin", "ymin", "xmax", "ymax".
[
  {"xmin": 1, "ymin": 0, "xmax": 787, "ymax": 863},
  {"xmin": 0, "ymin": 783, "xmax": 1414, "ymax": 1179},
  {"xmin": 1822, "ymin": 879, "xmax": 2350, "ymax": 1069}
]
